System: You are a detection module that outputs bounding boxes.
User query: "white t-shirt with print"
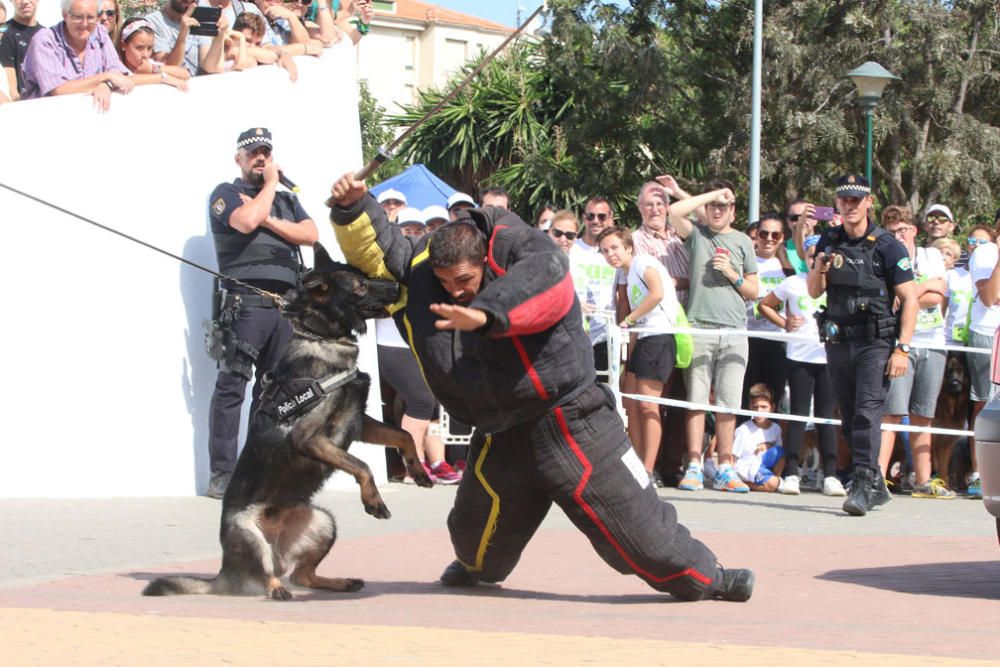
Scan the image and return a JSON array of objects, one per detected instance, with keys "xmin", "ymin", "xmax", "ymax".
[
  {"xmin": 569, "ymin": 239, "xmax": 618, "ymax": 345},
  {"xmin": 944, "ymin": 267, "xmax": 974, "ymax": 345},
  {"xmin": 969, "ymin": 243, "xmax": 1000, "ymax": 336},
  {"xmin": 732, "ymin": 420, "xmax": 782, "ymax": 483},
  {"xmin": 626, "ymin": 254, "xmax": 679, "ymax": 340},
  {"xmin": 747, "ymin": 256, "xmax": 786, "ymax": 332},
  {"xmin": 911, "ymin": 246, "xmax": 947, "ymax": 347},
  {"xmin": 769, "ymin": 273, "xmax": 826, "ymax": 365}
]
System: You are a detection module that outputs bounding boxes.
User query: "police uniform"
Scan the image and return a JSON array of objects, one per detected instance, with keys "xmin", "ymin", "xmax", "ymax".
[
  {"xmin": 206, "ymin": 128, "xmax": 311, "ymax": 492},
  {"xmin": 815, "ymin": 175, "xmax": 914, "ymax": 515}
]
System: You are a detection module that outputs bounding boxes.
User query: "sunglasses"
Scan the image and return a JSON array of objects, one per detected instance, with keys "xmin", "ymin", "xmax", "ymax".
[
  {"xmin": 757, "ymin": 230, "xmax": 783, "ymax": 241},
  {"xmin": 550, "ymin": 229, "xmax": 578, "ymax": 240},
  {"xmin": 98, "ymin": 9, "xmax": 119, "ymax": 18},
  {"xmin": 585, "ymin": 212, "xmax": 609, "ymax": 222},
  {"xmin": 925, "ymin": 216, "xmax": 951, "ymax": 224},
  {"xmin": 968, "ymin": 238, "xmax": 990, "ymax": 246}
]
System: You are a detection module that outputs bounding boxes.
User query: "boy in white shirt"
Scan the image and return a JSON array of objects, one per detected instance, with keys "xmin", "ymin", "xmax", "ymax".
[{"xmin": 732, "ymin": 384, "xmax": 785, "ymax": 492}]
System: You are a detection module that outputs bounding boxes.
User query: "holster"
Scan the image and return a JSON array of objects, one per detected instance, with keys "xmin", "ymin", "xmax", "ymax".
[{"xmin": 203, "ymin": 283, "xmax": 259, "ymax": 381}]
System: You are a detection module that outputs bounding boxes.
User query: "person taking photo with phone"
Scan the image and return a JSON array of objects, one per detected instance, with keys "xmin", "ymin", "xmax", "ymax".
[{"xmin": 145, "ymin": 0, "xmax": 229, "ymax": 76}]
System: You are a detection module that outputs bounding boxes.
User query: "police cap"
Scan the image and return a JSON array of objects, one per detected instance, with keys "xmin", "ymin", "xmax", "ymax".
[
  {"xmin": 834, "ymin": 174, "xmax": 871, "ymax": 198},
  {"xmin": 237, "ymin": 127, "xmax": 273, "ymax": 152}
]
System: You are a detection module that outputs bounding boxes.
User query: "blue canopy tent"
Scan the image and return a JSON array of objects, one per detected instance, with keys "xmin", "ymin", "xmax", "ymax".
[{"xmin": 369, "ymin": 164, "xmax": 458, "ymax": 210}]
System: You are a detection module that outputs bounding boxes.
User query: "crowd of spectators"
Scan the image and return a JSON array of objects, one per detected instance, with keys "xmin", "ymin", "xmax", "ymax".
[
  {"xmin": 511, "ymin": 181, "xmax": 999, "ymax": 500},
  {"xmin": 0, "ymin": 0, "xmax": 371, "ymax": 107}
]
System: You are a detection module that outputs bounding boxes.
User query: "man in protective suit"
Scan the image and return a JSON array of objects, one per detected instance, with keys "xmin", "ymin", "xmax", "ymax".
[
  {"xmin": 328, "ymin": 172, "xmax": 754, "ymax": 602},
  {"xmin": 205, "ymin": 128, "xmax": 318, "ymax": 498}
]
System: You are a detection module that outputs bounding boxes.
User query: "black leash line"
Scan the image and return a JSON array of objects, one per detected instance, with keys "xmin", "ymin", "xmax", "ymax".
[{"xmin": 0, "ymin": 180, "xmax": 286, "ymax": 303}]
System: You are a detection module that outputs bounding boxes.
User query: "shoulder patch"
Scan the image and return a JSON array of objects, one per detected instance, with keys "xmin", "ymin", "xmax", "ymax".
[
  {"xmin": 212, "ymin": 197, "xmax": 226, "ymax": 216},
  {"xmin": 897, "ymin": 256, "xmax": 912, "ymax": 271}
]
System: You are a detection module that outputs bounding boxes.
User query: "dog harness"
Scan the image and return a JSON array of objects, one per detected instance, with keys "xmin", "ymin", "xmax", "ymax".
[{"xmin": 257, "ymin": 367, "xmax": 359, "ymax": 423}]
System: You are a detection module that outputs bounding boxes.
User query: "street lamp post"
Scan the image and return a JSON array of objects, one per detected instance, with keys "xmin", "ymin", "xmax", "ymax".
[{"xmin": 847, "ymin": 61, "xmax": 899, "ymax": 184}]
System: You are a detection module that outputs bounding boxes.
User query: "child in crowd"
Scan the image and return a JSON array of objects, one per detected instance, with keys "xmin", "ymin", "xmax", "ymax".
[
  {"xmin": 117, "ymin": 18, "xmax": 191, "ymax": 91},
  {"xmin": 934, "ymin": 237, "xmax": 973, "ymax": 346},
  {"xmin": 233, "ymin": 13, "xmax": 305, "ymax": 81},
  {"xmin": 732, "ymin": 384, "xmax": 785, "ymax": 492},
  {"xmin": 598, "ymin": 226, "xmax": 682, "ymax": 487}
]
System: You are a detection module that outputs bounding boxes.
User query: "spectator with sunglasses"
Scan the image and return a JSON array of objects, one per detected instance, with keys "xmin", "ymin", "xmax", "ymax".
[
  {"xmin": 922, "ymin": 204, "xmax": 965, "ymax": 267},
  {"xmin": 547, "ymin": 209, "xmax": 579, "ymax": 253},
  {"xmin": 742, "ymin": 212, "xmax": 795, "ymax": 416},
  {"xmin": 1, "ymin": 0, "xmax": 44, "ymax": 101},
  {"xmin": 570, "ymin": 195, "xmax": 617, "ymax": 376},
  {"xmin": 97, "ymin": 0, "xmax": 119, "ymax": 43}
]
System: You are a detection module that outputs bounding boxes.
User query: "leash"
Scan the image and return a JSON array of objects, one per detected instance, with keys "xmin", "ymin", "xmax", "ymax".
[
  {"xmin": 0, "ymin": 181, "xmax": 288, "ymax": 306},
  {"xmin": 351, "ymin": 4, "xmax": 545, "ymax": 181}
]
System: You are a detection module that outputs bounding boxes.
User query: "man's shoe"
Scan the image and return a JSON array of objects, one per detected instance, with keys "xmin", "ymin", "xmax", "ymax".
[
  {"xmin": 678, "ymin": 464, "xmax": 704, "ymax": 491},
  {"xmin": 778, "ymin": 475, "xmax": 800, "ymax": 495},
  {"xmin": 711, "ymin": 567, "xmax": 755, "ymax": 602},
  {"xmin": 842, "ymin": 467, "xmax": 875, "ymax": 516},
  {"xmin": 205, "ymin": 472, "xmax": 230, "ymax": 499},
  {"xmin": 822, "ymin": 476, "xmax": 847, "ymax": 497},
  {"xmin": 871, "ymin": 470, "xmax": 892, "ymax": 507},
  {"xmin": 712, "ymin": 465, "xmax": 750, "ymax": 493},
  {"xmin": 912, "ymin": 478, "xmax": 957, "ymax": 499},
  {"xmin": 439, "ymin": 560, "xmax": 480, "ymax": 587},
  {"xmin": 966, "ymin": 476, "xmax": 982, "ymax": 499}
]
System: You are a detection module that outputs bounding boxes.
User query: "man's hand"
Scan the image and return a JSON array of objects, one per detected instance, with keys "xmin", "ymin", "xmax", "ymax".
[
  {"xmin": 655, "ymin": 174, "xmax": 680, "ymax": 198},
  {"xmin": 814, "ymin": 252, "xmax": 831, "ymax": 274},
  {"xmin": 715, "ymin": 188, "xmax": 735, "ymax": 206},
  {"xmin": 430, "ymin": 303, "xmax": 488, "ymax": 331},
  {"xmin": 106, "ymin": 72, "xmax": 134, "ymax": 94},
  {"xmin": 91, "ymin": 84, "xmax": 111, "ymax": 112},
  {"xmin": 329, "ymin": 172, "xmax": 367, "ymax": 207},
  {"xmin": 265, "ymin": 5, "xmax": 296, "ymax": 20},
  {"xmin": 886, "ymin": 351, "xmax": 908, "ymax": 378},
  {"xmin": 181, "ymin": 3, "xmax": 198, "ymax": 32},
  {"xmin": 263, "ymin": 162, "xmax": 281, "ymax": 187}
]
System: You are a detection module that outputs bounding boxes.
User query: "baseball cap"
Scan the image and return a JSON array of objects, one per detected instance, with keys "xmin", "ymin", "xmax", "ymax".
[
  {"xmin": 447, "ymin": 192, "xmax": 476, "ymax": 210},
  {"xmin": 396, "ymin": 207, "xmax": 425, "ymax": 227},
  {"xmin": 236, "ymin": 127, "xmax": 272, "ymax": 152},
  {"xmin": 834, "ymin": 174, "xmax": 871, "ymax": 198},
  {"xmin": 377, "ymin": 189, "xmax": 407, "ymax": 206},
  {"xmin": 925, "ymin": 204, "xmax": 954, "ymax": 222},
  {"xmin": 422, "ymin": 205, "xmax": 449, "ymax": 224}
]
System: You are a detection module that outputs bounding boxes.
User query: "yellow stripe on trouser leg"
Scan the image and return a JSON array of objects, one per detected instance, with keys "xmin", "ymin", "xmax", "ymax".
[{"xmin": 458, "ymin": 435, "xmax": 500, "ymax": 573}]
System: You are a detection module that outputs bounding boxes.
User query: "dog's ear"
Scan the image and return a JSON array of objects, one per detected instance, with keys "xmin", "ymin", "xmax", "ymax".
[{"xmin": 312, "ymin": 242, "xmax": 337, "ymax": 273}]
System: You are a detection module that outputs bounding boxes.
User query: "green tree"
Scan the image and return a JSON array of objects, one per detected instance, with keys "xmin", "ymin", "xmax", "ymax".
[{"xmin": 358, "ymin": 79, "xmax": 404, "ymax": 182}]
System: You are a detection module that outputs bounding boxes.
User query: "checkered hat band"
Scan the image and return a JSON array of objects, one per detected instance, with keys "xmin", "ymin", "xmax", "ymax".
[
  {"xmin": 237, "ymin": 136, "xmax": 272, "ymax": 149},
  {"xmin": 836, "ymin": 185, "xmax": 870, "ymax": 195}
]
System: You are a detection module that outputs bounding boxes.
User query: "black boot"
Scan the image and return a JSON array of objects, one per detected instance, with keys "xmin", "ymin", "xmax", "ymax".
[
  {"xmin": 842, "ymin": 466, "xmax": 875, "ymax": 516},
  {"xmin": 439, "ymin": 560, "xmax": 479, "ymax": 587},
  {"xmin": 711, "ymin": 567, "xmax": 755, "ymax": 602},
  {"xmin": 871, "ymin": 469, "xmax": 892, "ymax": 507}
]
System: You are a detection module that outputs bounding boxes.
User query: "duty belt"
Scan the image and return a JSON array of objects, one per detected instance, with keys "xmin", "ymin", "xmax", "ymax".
[{"xmin": 225, "ymin": 292, "xmax": 281, "ymax": 309}]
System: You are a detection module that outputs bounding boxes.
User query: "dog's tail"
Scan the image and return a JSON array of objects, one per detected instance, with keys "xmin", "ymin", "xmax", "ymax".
[{"xmin": 142, "ymin": 574, "xmax": 221, "ymax": 596}]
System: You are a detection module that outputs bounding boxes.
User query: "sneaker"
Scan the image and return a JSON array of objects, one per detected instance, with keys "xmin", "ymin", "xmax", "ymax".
[
  {"xmin": 649, "ymin": 471, "xmax": 665, "ymax": 488},
  {"xmin": 966, "ymin": 477, "xmax": 982, "ymax": 499},
  {"xmin": 711, "ymin": 567, "xmax": 755, "ymax": 602},
  {"xmin": 912, "ymin": 478, "xmax": 957, "ymax": 499},
  {"xmin": 842, "ymin": 466, "xmax": 876, "ymax": 516},
  {"xmin": 678, "ymin": 464, "xmax": 704, "ymax": 491},
  {"xmin": 454, "ymin": 460, "xmax": 468, "ymax": 474},
  {"xmin": 822, "ymin": 476, "xmax": 847, "ymax": 497},
  {"xmin": 713, "ymin": 466, "xmax": 750, "ymax": 493},
  {"xmin": 439, "ymin": 559, "xmax": 479, "ymax": 587},
  {"xmin": 430, "ymin": 461, "xmax": 462, "ymax": 485},
  {"xmin": 778, "ymin": 475, "xmax": 801, "ymax": 495},
  {"xmin": 205, "ymin": 471, "xmax": 230, "ymax": 499}
]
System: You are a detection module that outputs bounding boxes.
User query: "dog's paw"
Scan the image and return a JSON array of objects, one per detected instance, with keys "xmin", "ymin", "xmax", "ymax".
[
  {"xmin": 267, "ymin": 583, "xmax": 294, "ymax": 601},
  {"xmin": 405, "ymin": 459, "xmax": 435, "ymax": 488},
  {"xmin": 365, "ymin": 500, "xmax": 391, "ymax": 520},
  {"xmin": 344, "ymin": 578, "xmax": 364, "ymax": 592}
]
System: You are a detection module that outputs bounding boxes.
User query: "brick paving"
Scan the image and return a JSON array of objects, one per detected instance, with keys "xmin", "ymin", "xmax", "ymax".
[{"xmin": 1, "ymin": 485, "xmax": 998, "ymax": 664}]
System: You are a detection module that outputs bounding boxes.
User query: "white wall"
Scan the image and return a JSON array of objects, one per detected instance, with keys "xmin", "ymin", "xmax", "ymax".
[{"xmin": 0, "ymin": 43, "xmax": 388, "ymax": 497}]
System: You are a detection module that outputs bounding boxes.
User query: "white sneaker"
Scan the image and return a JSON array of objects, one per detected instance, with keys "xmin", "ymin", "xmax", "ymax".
[
  {"xmin": 822, "ymin": 476, "xmax": 847, "ymax": 497},
  {"xmin": 778, "ymin": 475, "xmax": 800, "ymax": 495}
]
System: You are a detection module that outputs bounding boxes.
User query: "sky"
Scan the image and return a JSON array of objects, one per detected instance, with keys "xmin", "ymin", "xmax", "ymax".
[{"xmin": 426, "ymin": 1, "xmax": 628, "ymax": 28}]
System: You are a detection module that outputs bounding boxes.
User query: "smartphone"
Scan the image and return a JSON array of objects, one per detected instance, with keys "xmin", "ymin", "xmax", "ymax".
[
  {"xmin": 813, "ymin": 206, "xmax": 835, "ymax": 222},
  {"xmin": 190, "ymin": 6, "xmax": 221, "ymax": 37}
]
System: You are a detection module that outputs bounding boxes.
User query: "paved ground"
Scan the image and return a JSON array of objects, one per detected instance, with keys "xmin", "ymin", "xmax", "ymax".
[{"xmin": 1, "ymin": 483, "xmax": 998, "ymax": 665}]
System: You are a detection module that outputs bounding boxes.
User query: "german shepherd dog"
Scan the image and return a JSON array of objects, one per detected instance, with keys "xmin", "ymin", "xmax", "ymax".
[{"xmin": 144, "ymin": 244, "xmax": 432, "ymax": 600}]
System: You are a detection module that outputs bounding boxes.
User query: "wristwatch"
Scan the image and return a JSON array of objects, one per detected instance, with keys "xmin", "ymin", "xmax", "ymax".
[{"xmin": 895, "ymin": 342, "xmax": 911, "ymax": 355}]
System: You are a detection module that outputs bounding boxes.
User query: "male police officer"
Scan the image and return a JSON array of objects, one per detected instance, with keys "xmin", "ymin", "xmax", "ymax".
[
  {"xmin": 205, "ymin": 128, "xmax": 318, "ymax": 498},
  {"xmin": 808, "ymin": 175, "xmax": 917, "ymax": 516},
  {"xmin": 327, "ymin": 171, "xmax": 755, "ymax": 603}
]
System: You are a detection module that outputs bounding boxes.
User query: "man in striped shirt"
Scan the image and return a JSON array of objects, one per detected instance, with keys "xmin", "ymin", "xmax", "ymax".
[{"xmin": 20, "ymin": 0, "xmax": 132, "ymax": 110}]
